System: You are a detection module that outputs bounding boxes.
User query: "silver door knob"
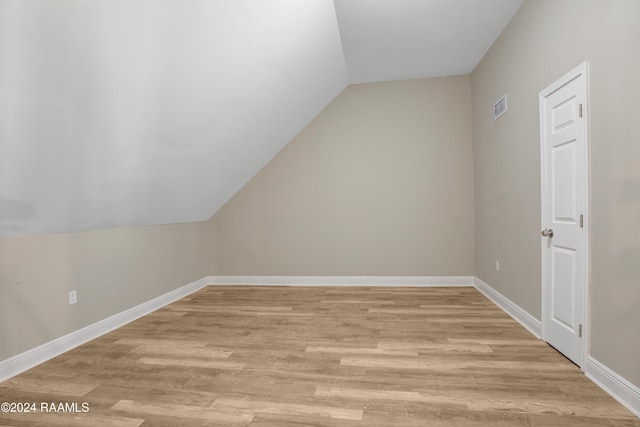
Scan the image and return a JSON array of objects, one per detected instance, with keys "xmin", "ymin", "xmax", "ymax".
[{"xmin": 541, "ymin": 228, "xmax": 554, "ymax": 238}]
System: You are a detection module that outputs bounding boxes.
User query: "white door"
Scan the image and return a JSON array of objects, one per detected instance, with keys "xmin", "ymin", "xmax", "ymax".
[{"xmin": 539, "ymin": 62, "xmax": 589, "ymax": 367}]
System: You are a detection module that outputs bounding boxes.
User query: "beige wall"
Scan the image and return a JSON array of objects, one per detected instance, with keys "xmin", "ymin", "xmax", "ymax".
[
  {"xmin": 0, "ymin": 221, "xmax": 210, "ymax": 361},
  {"xmin": 472, "ymin": 0, "xmax": 640, "ymax": 387},
  {"xmin": 208, "ymin": 76, "xmax": 475, "ymax": 276}
]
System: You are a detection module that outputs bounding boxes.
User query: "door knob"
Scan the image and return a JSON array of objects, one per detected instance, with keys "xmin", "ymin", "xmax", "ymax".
[{"xmin": 541, "ymin": 228, "xmax": 554, "ymax": 238}]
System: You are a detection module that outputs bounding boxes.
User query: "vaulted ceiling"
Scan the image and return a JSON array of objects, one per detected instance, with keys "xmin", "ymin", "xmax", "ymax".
[{"xmin": 0, "ymin": 0, "xmax": 523, "ymax": 236}]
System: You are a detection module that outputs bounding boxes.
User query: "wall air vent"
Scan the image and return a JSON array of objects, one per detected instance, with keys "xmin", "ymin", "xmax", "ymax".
[{"xmin": 493, "ymin": 94, "xmax": 507, "ymax": 120}]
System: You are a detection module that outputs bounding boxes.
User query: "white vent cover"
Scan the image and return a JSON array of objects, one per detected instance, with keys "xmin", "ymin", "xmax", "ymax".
[{"xmin": 494, "ymin": 94, "xmax": 507, "ymax": 120}]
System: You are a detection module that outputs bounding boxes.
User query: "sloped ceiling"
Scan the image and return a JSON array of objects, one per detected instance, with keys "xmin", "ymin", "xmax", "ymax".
[
  {"xmin": 0, "ymin": 0, "xmax": 348, "ymax": 235},
  {"xmin": 0, "ymin": 0, "xmax": 523, "ymax": 236}
]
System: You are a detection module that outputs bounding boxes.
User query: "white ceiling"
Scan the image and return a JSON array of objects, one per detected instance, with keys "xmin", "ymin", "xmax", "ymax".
[
  {"xmin": 0, "ymin": 0, "xmax": 348, "ymax": 235},
  {"xmin": 334, "ymin": 0, "xmax": 524, "ymax": 83},
  {"xmin": 0, "ymin": 0, "xmax": 523, "ymax": 236}
]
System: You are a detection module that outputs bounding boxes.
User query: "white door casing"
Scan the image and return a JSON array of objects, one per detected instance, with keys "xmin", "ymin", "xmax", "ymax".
[{"xmin": 539, "ymin": 62, "xmax": 589, "ymax": 368}]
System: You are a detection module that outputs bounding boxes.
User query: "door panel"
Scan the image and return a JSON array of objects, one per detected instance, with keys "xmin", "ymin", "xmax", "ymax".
[
  {"xmin": 551, "ymin": 245, "xmax": 576, "ymax": 332},
  {"xmin": 552, "ymin": 140, "xmax": 577, "ymax": 221},
  {"xmin": 540, "ymin": 63, "xmax": 588, "ymax": 367}
]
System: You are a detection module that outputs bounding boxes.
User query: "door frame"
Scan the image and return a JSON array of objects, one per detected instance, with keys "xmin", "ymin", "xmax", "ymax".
[{"xmin": 539, "ymin": 61, "xmax": 591, "ymax": 369}]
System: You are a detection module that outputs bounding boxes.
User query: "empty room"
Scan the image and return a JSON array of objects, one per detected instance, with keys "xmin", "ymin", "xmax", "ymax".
[{"xmin": 1, "ymin": 0, "xmax": 639, "ymax": 425}]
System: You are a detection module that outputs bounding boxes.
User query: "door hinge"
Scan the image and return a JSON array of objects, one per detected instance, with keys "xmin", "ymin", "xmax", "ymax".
[
  {"xmin": 578, "ymin": 324, "xmax": 583, "ymax": 338},
  {"xmin": 580, "ymin": 214, "xmax": 584, "ymax": 228},
  {"xmin": 579, "ymin": 104, "xmax": 583, "ymax": 118}
]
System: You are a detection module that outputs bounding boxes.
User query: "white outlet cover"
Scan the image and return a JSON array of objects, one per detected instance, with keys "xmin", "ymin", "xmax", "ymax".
[{"xmin": 69, "ymin": 290, "xmax": 78, "ymax": 305}]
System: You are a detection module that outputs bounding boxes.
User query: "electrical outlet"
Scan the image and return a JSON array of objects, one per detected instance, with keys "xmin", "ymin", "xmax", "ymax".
[
  {"xmin": 69, "ymin": 290, "xmax": 78, "ymax": 305},
  {"xmin": 496, "ymin": 260, "xmax": 500, "ymax": 271}
]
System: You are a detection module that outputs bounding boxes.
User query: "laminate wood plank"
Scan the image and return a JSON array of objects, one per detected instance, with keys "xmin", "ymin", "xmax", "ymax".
[
  {"xmin": 305, "ymin": 346, "xmax": 419, "ymax": 356},
  {"xmin": 211, "ymin": 398, "xmax": 363, "ymax": 421},
  {"xmin": 529, "ymin": 413, "xmax": 633, "ymax": 427},
  {"xmin": 169, "ymin": 305, "xmax": 293, "ymax": 312},
  {"xmin": 419, "ymin": 304, "xmax": 500, "ymax": 309},
  {"xmin": 130, "ymin": 345, "xmax": 233, "ymax": 358},
  {"xmin": 248, "ymin": 413, "xmax": 363, "ymax": 427},
  {"xmin": 377, "ymin": 341, "xmax": 493, "ymax": 353},
  {"xmin": 137, "ymin": 357, "xmax": 245, "ymax": 370},
  {"xmin": 253, "ymin": 312, "xmax": 316, "ymax": 317},
  {"xmin": 320, "ymin": 300, "xmax": 395, "ymax": 304},
  {"xmin": 362, "ymin": 405, "xmax": 534, "ymax": 427},
  {"xmin": 447, "ymin": 338, "xmax": 546, "ymax": 346},
  {"xmin": 85, "ymin": 384, "xmax": 219, "ymax": 407},
  {"xmin": 0, "ymin": 378, "xmax": 99, "ymax": 397},
  {"xmin": 146, "ymin": 310, "xmax": 187, "ymax": 318},
  {"xmin": 169, "ymin": 307, "xmax": 315, "ymax": 317},
  {"xmin": 428, "ymin": 313, "xmax": 509, "ymax": 319},
  {"xmin": 113, "ymin": 338, "xmax": 208, "ymax": 347},
  {"xmin": 367, "ymin": 308, "xmax": 510, "ymax": 319},
  {"xmin": 183, "ymin": 372, "xmax": 321, "ymax": 400},
  {"xmin": 315, "ymin": 386, "xmax": 467, "ymax": 406},
  {"xmin": 0, "ymin": 413, "xmax": 145, "ymax": 427},
  {"xmin": 111, "ymin": 399, "xmax": 254, "ymax": 423},
  {"xmin": 340, "ymin": 356, "xmax": 572, "ymax": 372},
  {"xmin": 465, "ymin": 398, "xmax": 636, "ymax": 419}
]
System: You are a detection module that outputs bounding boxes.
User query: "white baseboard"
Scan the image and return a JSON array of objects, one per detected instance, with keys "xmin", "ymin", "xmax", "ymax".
[
  {"xmin": 0, "ymin": 276, "xmax": 211, "ymax": 383},
  {"xmin": 473, "ymin": 277, "xmax": 542, "ymax": 338},
  {"xmin": 586, "ymin": 357, "xmax": 640, "ymax": 418},
  {"xmin": 208, "ymin": 275, "xmax": 475, "ymax": 287}
]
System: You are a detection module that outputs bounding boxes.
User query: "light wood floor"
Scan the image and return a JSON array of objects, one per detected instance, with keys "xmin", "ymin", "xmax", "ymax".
[{"xmin": 1, "ymin": 286, "xmax": 638, "ymax": 426}]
